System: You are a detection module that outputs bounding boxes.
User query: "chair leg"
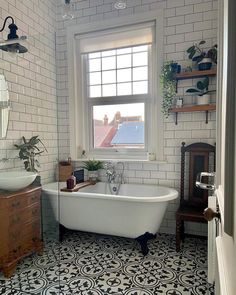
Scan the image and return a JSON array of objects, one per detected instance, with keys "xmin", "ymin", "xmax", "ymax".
[
  {"xmin": 180, "ymin": 220, "xmax": 185, "ymax": 242},
  {"xmin": 176, "ymin": 217, "xmax": 181, "ymax": 252}
]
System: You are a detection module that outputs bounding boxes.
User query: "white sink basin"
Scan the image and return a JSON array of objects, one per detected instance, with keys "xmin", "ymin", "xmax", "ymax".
[{"xmin": 0, "ymin": 171, "xmax": 38, "ymax": 191}]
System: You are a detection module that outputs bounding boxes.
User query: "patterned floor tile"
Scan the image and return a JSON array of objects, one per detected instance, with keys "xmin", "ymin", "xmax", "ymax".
[{"xmin": 0, "ymin": 231, "xmax": 214, "ymax": 295}]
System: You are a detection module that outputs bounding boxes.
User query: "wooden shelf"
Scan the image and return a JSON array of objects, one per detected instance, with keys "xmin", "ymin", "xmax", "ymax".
[
  {"xmin": 170, "ymin": 104, "xmax": 216, "ymax": 125},
  {"xmin": 176, "ymin": 68, "xmax": 217, "ymax": 80}
]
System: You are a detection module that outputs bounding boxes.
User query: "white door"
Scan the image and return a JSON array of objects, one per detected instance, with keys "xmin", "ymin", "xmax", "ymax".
[{"xmin": 208, "ymin": 0, "xmax": 236, "ymax": 294}]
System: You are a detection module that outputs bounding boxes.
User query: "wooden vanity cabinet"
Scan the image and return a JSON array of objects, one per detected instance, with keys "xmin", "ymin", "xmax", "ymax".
[{"xmin": 0, "ymin": 186, "xmax": 43, "ymax": 278}]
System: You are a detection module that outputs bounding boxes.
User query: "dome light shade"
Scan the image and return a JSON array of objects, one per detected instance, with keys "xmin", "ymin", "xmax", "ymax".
[{"xmin": 114, "ymin": 0, "xmax": 127, "ymax": 10}]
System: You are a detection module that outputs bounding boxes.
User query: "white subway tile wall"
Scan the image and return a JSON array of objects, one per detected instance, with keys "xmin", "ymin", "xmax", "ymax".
[
  {"xmin": 57, "ymin": 0, "xmax": 217, "ymax": 235},
  {"xmin": 0, "ymin": 0, "xmax": 217, "ymax": 236},
  {"xmin": 0, "ymin": 0, "xmax": 58, "ymax": 183}
]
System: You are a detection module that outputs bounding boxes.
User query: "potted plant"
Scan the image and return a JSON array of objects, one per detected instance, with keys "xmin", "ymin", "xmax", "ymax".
[
  {"xmin": 186, "ymin": 77, "xmax": 215, "ymax": 105},
  {"xmin": 81, "ymin": 159, "xmax": 104, "ymax": 183},
  {"xmin": 14, "ymin": 135, "xmax": 47, "ymax": 173},
  {"xmin": 187, "ymin": 40, "xmax": 217, "ymax": 71},
  {"xmin": 160, "ymin": 61, "xmax": 177, "ymax": 117}
]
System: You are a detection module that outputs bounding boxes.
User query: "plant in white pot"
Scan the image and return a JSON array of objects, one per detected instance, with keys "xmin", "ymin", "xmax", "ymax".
[
  {"xmin": 187, "ymin": 40, "xmax": 217, "ymax": 71},
  {"xmin": 81, "ymin": 159, "xmax": 104, "ymax": 184},
  {"xmin": 186, "ymin": 77, "xmax": 215, "ymax": 105}
]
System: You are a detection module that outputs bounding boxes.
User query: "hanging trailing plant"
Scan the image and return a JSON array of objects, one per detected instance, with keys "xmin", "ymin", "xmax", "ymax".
[{"xmin": 160, "ymin": 61, "xmax": 177, "ymax": 117}]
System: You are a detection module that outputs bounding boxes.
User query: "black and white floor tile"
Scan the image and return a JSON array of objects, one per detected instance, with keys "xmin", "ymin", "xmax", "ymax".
[{"xmin": 0, "ymin": 231, "xmax": 214, "ymax": 295}]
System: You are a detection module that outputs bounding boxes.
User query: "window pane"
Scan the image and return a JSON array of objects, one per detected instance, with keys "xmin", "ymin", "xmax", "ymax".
[
  {"xmin": 102, "ymin": 70, "xmax": 116, "ymax": 84},
  {"xmin": 133, "ymin": 45, "xmax": 148, "ymax": 52},
  {"xmin": 117, "ymin": 54, "xmax": 131, "ymax": 68},
  {"xmin": 133, "ymin": 66, "xmax": 148, "ymax": 81},
  {"xmin": 117, "ymin": 68, "xmax": 131, "ymax": 83},
  {"xmin": 133, "ymin": 52, "xmax": 148, "ymax": 66},
  {"xmin": 102, "ymin": 50, "xmax": 116, "ymax": 57},
  {"xmin": 93, "ymin": 103, "xmax": 145, "ymax": 149},
  {"xmin": 102, "ymin": 56, "xmax": 116, "ymax": 70},
  {"xmin": 89, "ymin": 58, "xmax": 101, "ymax": 72},
  {"xmin": 89, "ymin": 52, "xmax": 101, "ymax": 59},
  {"xmin": 90, "ymin": 85, "xmax": 102, "ymax": 97},
  {"xmin": 89, "ymin": 72, "xmax": 101, "ymax": 85},
  {"xmin": 117, "ymin": 47, "xmax": 132, "ymax": 54},
  {"xmin": 102, "ymin": 84, "xmax": 116, "ymax": 96},
  {"xmin": 117, "ymin": 82, "xmax": 132, "ymax": 95},
  {"xmin": 133, "ymin": 81, "xmax": 148, "ymax": 94}
]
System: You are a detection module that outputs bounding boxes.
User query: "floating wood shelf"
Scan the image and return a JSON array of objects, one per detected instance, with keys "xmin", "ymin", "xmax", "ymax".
[
  {"xmin": 176, "ymin": 68, "xmax": 217, "ymax": 80},
  {"xmin": 170, "ymin": 104, "xmax": 216, "ymax": 125}
]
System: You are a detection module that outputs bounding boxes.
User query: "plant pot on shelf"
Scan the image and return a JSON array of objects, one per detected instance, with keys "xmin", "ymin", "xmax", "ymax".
[
  {"xmin": 198, "ymin": 58, "xmax": 212, "ymax": 71},
  {"xmin": 196, "ymin": 94, "xmax": 210, "ymax": 105},
  {"xmin": 88, "ymin": 170, "xmax": 99, "ymax": 184}
]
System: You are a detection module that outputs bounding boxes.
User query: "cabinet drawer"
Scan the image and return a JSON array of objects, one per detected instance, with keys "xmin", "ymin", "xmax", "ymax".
[
  {"xmin": 7, "ymin": 221, "xmax": 41, "ymax": 247},
  {"xmin": 8, "ymin": 204, "xmax": 41, "ymax": 227}
]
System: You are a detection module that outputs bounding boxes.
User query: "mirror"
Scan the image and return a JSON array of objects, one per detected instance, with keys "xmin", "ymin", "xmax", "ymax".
[{"xmin": 0, "ymin": 74, "xmax": 10, "ymax": 139}]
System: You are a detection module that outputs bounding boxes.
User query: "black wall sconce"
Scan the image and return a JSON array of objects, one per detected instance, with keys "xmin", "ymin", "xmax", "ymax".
[{"xmin": 0, "ymin": 16, "xmax": 28, "ymax": 54}]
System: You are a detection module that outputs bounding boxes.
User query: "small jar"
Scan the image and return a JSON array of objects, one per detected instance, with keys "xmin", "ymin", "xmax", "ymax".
[{"xmin": 66, "ymin": 175, "xmax": 76, "ymax": 189}]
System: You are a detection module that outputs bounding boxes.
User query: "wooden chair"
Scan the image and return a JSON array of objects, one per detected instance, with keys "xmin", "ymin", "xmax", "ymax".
[{"xmin": 176, "ymin": 142, "xmax": 215, "ymax": 252}]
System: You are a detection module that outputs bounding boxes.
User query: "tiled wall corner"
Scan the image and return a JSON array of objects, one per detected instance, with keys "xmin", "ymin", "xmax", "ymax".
[{"xmin": 0, "ymin": 0, "xmax": 58, "ymax": 183}]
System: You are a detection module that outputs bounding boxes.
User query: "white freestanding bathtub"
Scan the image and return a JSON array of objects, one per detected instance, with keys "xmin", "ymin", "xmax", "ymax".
[{"xmin": 42, "ymin": 182, "xmax": 178, "ymax": 242}]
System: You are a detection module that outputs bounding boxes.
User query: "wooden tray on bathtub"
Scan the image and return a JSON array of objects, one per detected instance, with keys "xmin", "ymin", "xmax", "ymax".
[{"xmin": 60, "ymin": 181, "xmax": 94, "ymax": 192}]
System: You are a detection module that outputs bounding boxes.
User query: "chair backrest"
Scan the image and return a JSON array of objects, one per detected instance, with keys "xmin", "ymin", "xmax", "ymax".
[{"xmin": 180, "ymin": 142, "xmax": 215, "ymax": 208}]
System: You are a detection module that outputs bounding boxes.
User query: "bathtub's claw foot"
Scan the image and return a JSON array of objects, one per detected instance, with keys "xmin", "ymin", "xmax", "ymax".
[
  {"xmin": 136, "ymin": 232, "xmax": 156, "ymax": 256},
  {"xmin": 59, "ymin": 224, "xmax": 67, "ymax": 242}
]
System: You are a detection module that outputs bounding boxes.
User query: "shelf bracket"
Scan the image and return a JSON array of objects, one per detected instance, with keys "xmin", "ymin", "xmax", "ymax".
[
  {"xmin": 175, "ymin": 112, "xmax": 178, "ymax": 125},
  {"xmin": 205, "ymin": 110, "xmax": 209, "ymax": 124}
]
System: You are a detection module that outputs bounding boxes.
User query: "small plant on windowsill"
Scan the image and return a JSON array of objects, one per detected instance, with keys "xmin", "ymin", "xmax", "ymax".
[
  {"xmin": 14, "ymin": 135, "xmax": 48, "ymax": 173},
  {"xmin": 160, "ymin": 61, "xmax": 177, "ymax": 117},
  {"xmin": 81, "ymin": 159, "xmax": 104, "ymax": 183}
]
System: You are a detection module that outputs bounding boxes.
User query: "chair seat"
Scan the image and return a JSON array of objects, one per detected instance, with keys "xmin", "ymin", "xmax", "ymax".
[{"xmin": 176, "ymin": 205, "xmax": 206, "ymax": 223}]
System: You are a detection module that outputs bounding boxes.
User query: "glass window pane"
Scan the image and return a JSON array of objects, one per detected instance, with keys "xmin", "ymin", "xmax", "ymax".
[
  {"xmin": 117, "ymin": 68, "xmax": 131, "ymax": 83},
  {"xmin": 117, "ymin": 54, "xmax": 131, "ymax": 69},
  {"xmin": 89, "ymin": 58, "xmax": 101, "ymax": 72},
  {"xmin": 93, "ymin": 103, "xmax": 145, "ymax": 149},
  {"xmin": 89, "ymin": 72, "xmax": 101, "ymax": 85},
  {"xmin": 90, "ymin": 85, "xmax": 102, "ymax": 97},
  {"xmin": 102, "ymin": 70, "xmax": 116, "ymax": 84},
  {"xmin": 102, "ymin": 84, "xmax": 116, "ymax": 96},
  {"xmin": 133, "ymin": 45, "xmax": 148, "ymax": 52},
  {"xmin": 102, "ymin": 56, "xmax": 116, "ymax": 70},
  {"xmin": 89, "ymin": 52, "xmax": 101, "ymax": 59},
  {"xmin": 133, "ymin": 81, "xmax": 148, "ymax": 94},
  {"xmin": 102, "ymin": 50, "xmax": 116, "ymax": 57},
  {"xmin": 133, "ymin": 66, "xmax": 148, "ymax": 81},
  {"xmin": 117, "ymin": 47, "xmax": 132, "ymax": 54},
  {"xmin": 117, "ymin": 82, "xmax": 132, "ymax": 95},
  {"xmin": 133, "ymin": 52, "xmax": 148, "ymax": 67}
]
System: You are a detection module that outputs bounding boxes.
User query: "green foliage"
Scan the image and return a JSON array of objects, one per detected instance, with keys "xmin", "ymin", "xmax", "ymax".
[
  {"xmin": 14, "ymin": 136, "xmax": 47, "ymax": 172},
  {"xmin": 186, "ymin": 77, "xmax": 215, "ymax": 96},
  {"xmin": 160, "ymin": 61, "xmax": 177, "ymax": 117},
  {"xmin": 187, "ymin": 41, "xmax": 217, "ymax": 64},
  {"xmin": 81, "ymin": 159, "xmax": 104, "ymax": 171}
]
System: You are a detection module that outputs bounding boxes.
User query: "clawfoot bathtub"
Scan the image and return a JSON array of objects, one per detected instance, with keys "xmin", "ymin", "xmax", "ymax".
[{"xmin": 42, "ymin": 182, "xmax": 178, "ymax": 254}]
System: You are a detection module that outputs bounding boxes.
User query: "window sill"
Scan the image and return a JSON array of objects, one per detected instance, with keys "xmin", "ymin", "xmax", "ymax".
[{"xmin": 73, "ymin": 158, "xmax": 167, "ymax": 164}]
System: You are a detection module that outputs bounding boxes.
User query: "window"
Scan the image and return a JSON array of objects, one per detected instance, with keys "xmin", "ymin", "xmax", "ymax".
[
  {"xmin": 85, "ymin": 45, "xmax": 150, "ymax": 151},
  {"xmin": 67, "ymin": 12, "xmax": 164, "ymax": 160}
]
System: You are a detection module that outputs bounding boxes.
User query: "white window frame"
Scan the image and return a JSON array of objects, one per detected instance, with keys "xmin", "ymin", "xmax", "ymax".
[{"xmin": 67, "ymin": 11, "xmax": 164, "ymax": 161}]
